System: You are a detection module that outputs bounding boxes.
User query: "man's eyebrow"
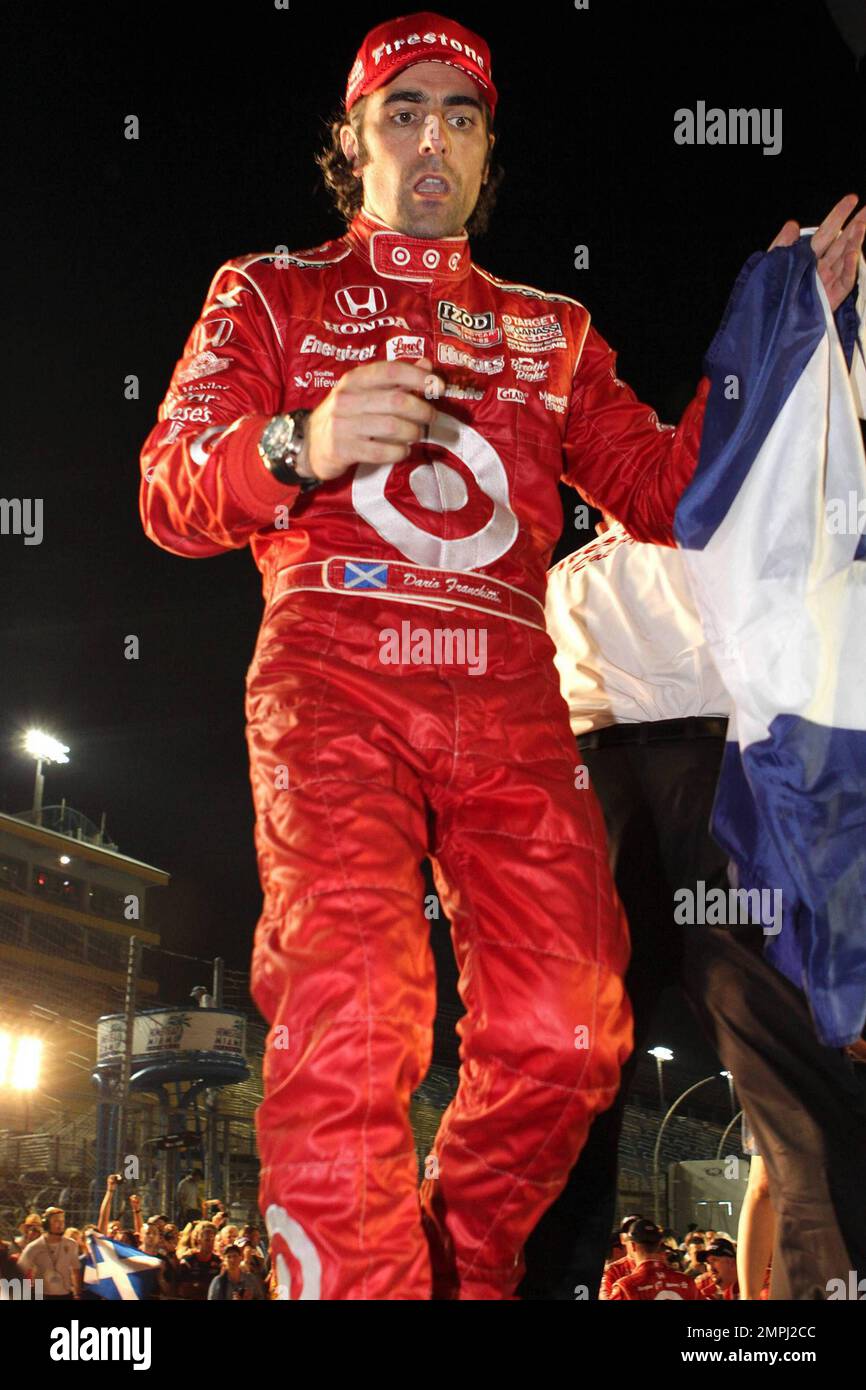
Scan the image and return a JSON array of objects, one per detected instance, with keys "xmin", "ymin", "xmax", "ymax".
[{"xmin": 382, "ymin": 89, "xmax": 484, "ymax": 113}]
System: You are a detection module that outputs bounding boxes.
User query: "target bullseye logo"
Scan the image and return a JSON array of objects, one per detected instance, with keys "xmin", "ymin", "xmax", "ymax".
[
  {"xmin": 391, "ymin": 246, "xmax": 411, "ymax": 267},
  {"xmin": 265, "ymin": 1203, "xmax": 321, "ymax": 1300},
  {"xmin": 352, "ymin": 410, "xmax": 518, "ymax": 569},
  {"xmin": 422, "ymin": 249, "xmax": 441, "ymax": 270}
]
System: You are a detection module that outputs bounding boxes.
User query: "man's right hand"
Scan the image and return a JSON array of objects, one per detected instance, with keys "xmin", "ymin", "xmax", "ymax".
[{"xmin": 299, "ymin": 358, "xmax": 445, "ymax": 484}]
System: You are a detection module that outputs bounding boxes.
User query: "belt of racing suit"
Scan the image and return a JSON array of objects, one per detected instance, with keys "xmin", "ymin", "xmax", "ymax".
[{"xmin": 266, "ymin": 556, "xmax": 548, "ymax": 630}]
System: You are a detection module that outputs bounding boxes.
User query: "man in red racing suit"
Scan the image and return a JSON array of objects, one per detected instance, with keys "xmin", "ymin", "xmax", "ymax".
[{"xmin": 139, "ymin": 13, "xmax": 709, "ymax": 1299}]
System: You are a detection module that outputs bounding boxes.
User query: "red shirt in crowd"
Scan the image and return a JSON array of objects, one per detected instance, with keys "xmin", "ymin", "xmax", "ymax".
[
  {"xmin": 610, "ymin": 1257, "xmax": 701, "ymax": 1300},
  {"xmin": 599, "ymin": 1255, "xmax": 632, "ymax": 1300}
]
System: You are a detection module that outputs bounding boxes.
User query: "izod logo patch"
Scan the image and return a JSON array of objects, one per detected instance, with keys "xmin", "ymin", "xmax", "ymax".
[{"xmin": 437, "ymin": 300, "xmax": 502, "ymax": 348}]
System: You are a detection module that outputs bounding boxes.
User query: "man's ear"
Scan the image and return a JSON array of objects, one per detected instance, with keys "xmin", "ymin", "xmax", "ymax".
[
  {"xmin": 482, "ymin": 132, "xmax": 495, "ymax": 185},
  {"xmin": 340, "ymin": 126, "xmax": 361, "ymax": 175}
]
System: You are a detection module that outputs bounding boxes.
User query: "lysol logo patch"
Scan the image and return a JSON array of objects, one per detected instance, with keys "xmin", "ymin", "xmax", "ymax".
[{"xmin": 386, "ymin": 335, "xmax": 426, "ymax": 360}]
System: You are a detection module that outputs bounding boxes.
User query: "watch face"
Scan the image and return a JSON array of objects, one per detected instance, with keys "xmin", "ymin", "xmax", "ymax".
[{"xmin": 263, "ymin": 416, "xmax": 292, "ymax": 456}]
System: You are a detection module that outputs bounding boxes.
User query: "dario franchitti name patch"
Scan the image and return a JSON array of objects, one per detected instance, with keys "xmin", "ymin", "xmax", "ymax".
[
  {"xmin": 502, "ymin": 313, "xmax": 567, "ymax": 353},
  {"xmin": 437, "ymin": 300, "xmax": 502, "ymax": 348}
]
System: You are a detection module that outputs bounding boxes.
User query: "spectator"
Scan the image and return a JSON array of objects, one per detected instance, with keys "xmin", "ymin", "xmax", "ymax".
[
  {"xmin": 598, "ymin": 1213, "xmax": 644, "ymax": 1300},
  {"xmin": 17, "ymin": 1207, "xmax": 80, "ymax": 1300},
  {"xmin": 609, "ymin": 1219, "xmax": 702, "ymax": 1300},
  {"xmin": 680, "ymin": 1222, "xmax": 700, "ymax": 1250},
  {"xmin": 236, "ymin": 1238, "xmax": 267, "ymax": 1296},
  {"xmin": 78, "ymin": 1225, "xmax": 104, "ymax": 1302},
  {"xmin": 215, "ymin": 1224, "xmax": 240, "ymax": 1255},
  {"xmin": 97, "ymin": 1173, "xmax": 122, "ymax": 1235},
  {"xmin": 176, "ymin": 1168, "xmax": 205, "ymax": 1226},
  {"xmin": 157, "ymin": 1225, "xmax": 183, "ymax": 1300},
  {"xmin": 15, "ymin": 1214, "xmax": 42, "ymax": 1252},
  {"xmin": 128, "ymin": 1192, "xmax": 144, "ymax": 1240},
  {"xmin": 699, "ymin": 1238, "xmax": 740, "ymax": 1300},
  {"xmin": 208, "ymin": 1244, "xmax": 265, "ymax": 1301},
  {"xmin": 141, "ymin": 1221, "xmax": 163, "ymax": 1258},
  {"xmin": 178, "ymin": 1221, "xmax": 222, "ymax": 1300},
  {"xmin": 241, "ymin": 1224, "xmax": 267, "ymax": 1262},
  {"xmin": 684, "ymin": 1235, "xmax": 708, "ymax": 1276},
  {"xmin": 0, "ymin": 1239, "xmax": 19, "ymax": 1281}
]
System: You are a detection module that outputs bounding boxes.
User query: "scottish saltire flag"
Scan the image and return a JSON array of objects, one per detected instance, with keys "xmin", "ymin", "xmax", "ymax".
[
  {"xmin": 343, "ymin": 560, "xmax": 389, "ymax": 590},
  {"xmin": 83, "ymin": 1233, "xmax": 162, "ymax": 1300},
  {"xmin": 674, "ymin": 232, "xmax": 866, "ymax": 1048}
]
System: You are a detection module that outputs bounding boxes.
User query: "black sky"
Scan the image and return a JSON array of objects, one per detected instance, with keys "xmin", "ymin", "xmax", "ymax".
[{"xmin": 3, "ymin": 0, "xmax": 863, "ymax": 1070}]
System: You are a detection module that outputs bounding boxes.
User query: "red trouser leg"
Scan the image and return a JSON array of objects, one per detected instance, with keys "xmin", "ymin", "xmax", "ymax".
[
  {"xmin": 245, "ymin": 596, "xmax": 437, "ymax": 1300},
  {"xmin": 418, "ymin": 631, "xmax": 633, "ymax": 1300}
]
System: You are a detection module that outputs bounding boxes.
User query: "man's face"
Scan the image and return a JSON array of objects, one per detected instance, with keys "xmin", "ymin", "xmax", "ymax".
[
  {"xmin": 707, "ymin": 1254, "xmax": 736, "ymax": 1287},
  {"xmin": 47, "ymin": 1214, "xmax": 65, "ymax": 1236},
  {"xmin": 225, "ymin": 1249, "xmax": 243, "ymax": 1272},
  {"xmin": 341, "ymin": 61, "xmax": 494, "ymax": 239},
  {"xmin": 198, "ymin": 1228, "xmax": 215, "ymax": 1255}
]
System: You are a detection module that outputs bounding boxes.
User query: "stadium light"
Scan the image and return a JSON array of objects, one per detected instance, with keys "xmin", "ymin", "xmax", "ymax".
[
  {"xmin": 0, "ymin": 1033, "xmax": 42, "ymax": 1091},
  {"xmin": 648, "ymin": 1046, "xmax": 674, "ymax": 1110},
  {"xmin": 23, "ymin": 728, "xmax": 70, "ymax": 827},
  {"xmin": 24, "ymin": 730, "xmax": 70, "ymax": 764}
]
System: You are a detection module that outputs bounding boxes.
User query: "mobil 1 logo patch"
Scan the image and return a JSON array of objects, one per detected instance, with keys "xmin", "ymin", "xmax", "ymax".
[{"xmin": 437, "ymin": 300, "xmax": 502, "ymax": 349}]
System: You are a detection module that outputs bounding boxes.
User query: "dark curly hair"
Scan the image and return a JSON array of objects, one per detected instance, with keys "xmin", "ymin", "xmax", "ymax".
[{"xmin": 315, "ymin": 96, "xmax": 505, "ymax": 238}]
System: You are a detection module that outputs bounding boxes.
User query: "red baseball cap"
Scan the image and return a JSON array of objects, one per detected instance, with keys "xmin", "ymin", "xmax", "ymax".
[{"xmin": 345, "ymin": 11, "xmax": 498, "ymax": 119}]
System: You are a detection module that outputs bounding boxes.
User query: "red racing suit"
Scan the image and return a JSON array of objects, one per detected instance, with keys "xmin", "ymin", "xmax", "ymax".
[
  {"xmin": 140, "ymin": 207, "xmax": 709, "ymax": 1300},
  {"xmin": 609, "ymin": 1257, "xmax": 702, "ymax": 1300}
]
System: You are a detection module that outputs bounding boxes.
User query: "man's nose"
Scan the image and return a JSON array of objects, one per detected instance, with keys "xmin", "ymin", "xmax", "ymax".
[{"xmin": 419, "ymin": 112, "xmax": 448, "ymax": 156}]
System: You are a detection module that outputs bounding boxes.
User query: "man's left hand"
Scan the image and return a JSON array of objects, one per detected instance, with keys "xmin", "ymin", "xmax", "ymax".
[{"xmin": 769, "ymin": 194, "xmax": 865, "ymax": 311}]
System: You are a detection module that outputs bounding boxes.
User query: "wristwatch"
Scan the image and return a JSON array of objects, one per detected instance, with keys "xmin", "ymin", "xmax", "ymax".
[{"xmin": 257, "ymin": 412, "xmax": 320, "ymax": 491}]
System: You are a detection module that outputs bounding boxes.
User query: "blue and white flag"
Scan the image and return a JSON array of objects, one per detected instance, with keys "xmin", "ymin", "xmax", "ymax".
[
  {"xmin": 83, "ymin": 1233, "xmax": 162, "ymax": 1300},
  {"xmin": 674, "ymin": 232, "xmax": 866, "ymax": 1048}
]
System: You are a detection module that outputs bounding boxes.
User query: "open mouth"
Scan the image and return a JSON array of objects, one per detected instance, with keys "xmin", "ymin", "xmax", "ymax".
[{"xmin": 413, "ymin": 176, "xmax": 451, "ymax": 198}]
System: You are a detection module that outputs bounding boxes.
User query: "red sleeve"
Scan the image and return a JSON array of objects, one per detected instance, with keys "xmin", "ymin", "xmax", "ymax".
[
  {"xmin": 608, "ymin": 1279, "xmax": 629, "ymax": 1300},
  {"xmin": 562, "ymin": 322, "xmax": 710, "ymax": 545},
  {"xmin": 139, "ymin": 260, "xmax": 297, "ymax": 559}
]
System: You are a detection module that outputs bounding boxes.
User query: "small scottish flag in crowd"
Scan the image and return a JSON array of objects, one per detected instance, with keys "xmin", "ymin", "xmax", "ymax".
[
  {"xmin": 675, "ymin": 231, "xmax": 866, "ymax": 1049},
  {"xmin": 83, "ymin": 1233, "xmax": 162, "ymax": 1300}
]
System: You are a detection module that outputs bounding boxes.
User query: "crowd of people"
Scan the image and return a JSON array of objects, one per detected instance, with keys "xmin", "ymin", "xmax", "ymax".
[
  {"xmin": 0, "ymin": 1203, "xmax": 770, "ymax": 1303},
  {"xmin": 598, "ymin": 1215, "xmax": 770, "ymax": 1302},
  {"xmin": 0, "ymin": 1171, "xmax": 279, "ymax": 1301}
]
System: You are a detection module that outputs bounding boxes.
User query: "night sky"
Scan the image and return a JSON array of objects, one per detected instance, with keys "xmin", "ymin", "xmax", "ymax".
[{"xmin": 3, "ymin": 0, "xmax": 864, "ymax": 1072}]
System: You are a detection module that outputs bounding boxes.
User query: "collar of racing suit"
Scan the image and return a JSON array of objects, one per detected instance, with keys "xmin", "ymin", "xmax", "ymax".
[{"xmin": 344, "ymin": 207, "xmax": 472, "ymax": 286}]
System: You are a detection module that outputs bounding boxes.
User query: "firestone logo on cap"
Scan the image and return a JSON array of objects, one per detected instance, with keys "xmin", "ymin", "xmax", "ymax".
[{"xmin": 345, "ymin": 10, "xmax": 498, "ymax": 118}]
